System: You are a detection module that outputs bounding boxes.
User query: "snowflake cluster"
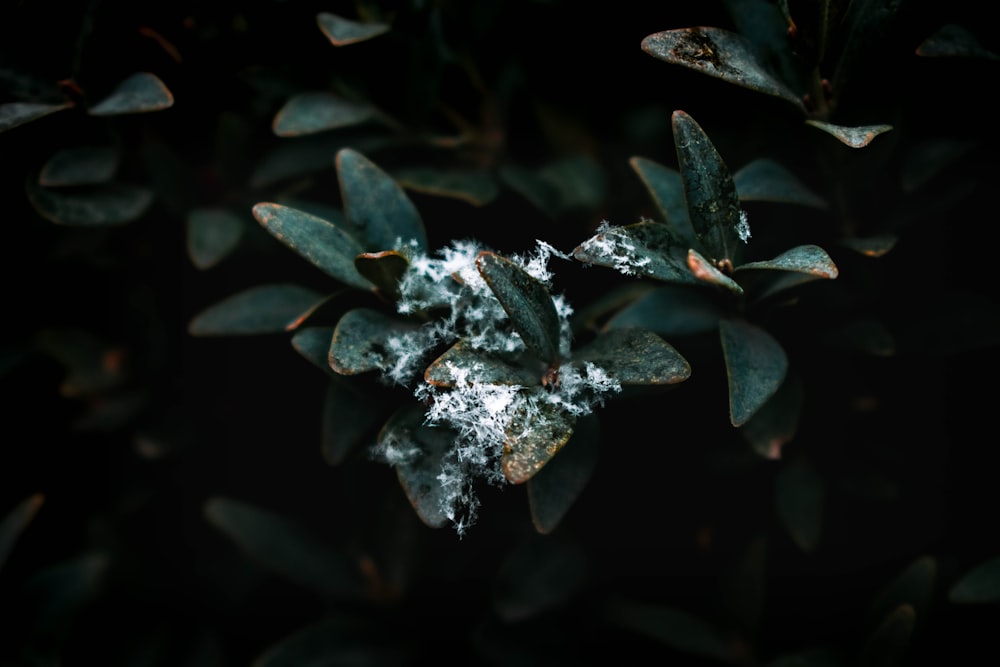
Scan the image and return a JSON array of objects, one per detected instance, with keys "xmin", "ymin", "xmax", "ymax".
[{"xmin": 368, "ymin": 239, "xmax": 621, "ymax": 535}]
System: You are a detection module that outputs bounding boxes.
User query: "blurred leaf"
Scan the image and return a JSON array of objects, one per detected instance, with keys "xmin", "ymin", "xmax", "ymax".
[
  {"xmin": 492, "ymin": 536, "xmax": 589, "ymax": 622},
  {"xmin": 27, "ymin": 181, "xmax": 154, "ymax": 226},
  {"xmin": 573, "ymin": 221, "xmax": 701, "ymax": 286},
  {"xmin": 733, "ymin": 158, "xmax": 827, "ymax": 208},
  {"xmin": 736, "ymin": 244, "xmax": 838, "ymax": 278},
  {"xmin": 571, "ymin": 328, "xmax": 691, "ymax": 385},
  {"xmin": 272, "ymin": 91, "xmax": 376, "ymax": 137},
  {"xmin": 805, "ymin": 121, "xmax": 893, "ymax": 148},
  {"xmin": 337, "ymin": 148, "xmax": 428, "ymax": 253},
  {"xmin": 605, "ymin": 600, "xmax": 739, "ymax": 661},
  {"xmin": 498, "ymin": 154, "xmax": 606, "ymax": 218},
  {"xmin": 503, "ymin": 393, "xmax": 576, "ymax": 484},
  {"xmin": 22, "ymin": 551, "xmax": 109, "ymax": 641},
  {"xmin": 186, "ymin": 207, "xmax": 245, "ymax": 269},
  {"xmin": 0, "ymin": 494, "xmax": 44, "ymax": 573},
  {"xmin": 741, "ymin": 370, "xmax": 804, "ymax": 459},
  {"xmin": 859, "ymin": 604, "xmax": 915, "ymax": 667},
  {"xmin": 673, "ymin": 110, "xmax": 744, "ymax": 266},
  {"xmin": 291, "ymin": 326, "xmax": 335, "ymax": 372},
  {"xmin": 39, "ymin": 146, "xmax": 119, "ymax": 186},
  {"xmin": 88, "ymin": 72, "xmax": 174, "ymax": 115},
  {"xmin": 204, "ymin": 497, "xmax": 367, "ymax": 599},
  {"xmin": 767, "ymin": 647, "xmax": 847, "ymax": 667},
  {"xmin": 0, "ymin": 101, "xmax": 72, "ymax": 132},
  {"xmin": 322, "ymin": 378, "xmax": 380, "ymax": 465},
  {"xmin": 839, "ymin": 234, "xmax": 898, "ymax": 257},
  {"xmin": 720, "ymin": 535, "xmax": 767, "ymax": 640},
  {"xmin": 688, "ymin": 248, "xmax": 744, "ymax": 295},
  {"xmin": 900, "ymin": 138, "xmax": 976, "ymax": 192},
  {"xmin": 821, "ymin": 319, "xmax": 895, "ymax": 357},
  {"xmin": 629, "ymin": 156, "xmax": 696, "ymax": 246},
  {"xmin": 724, "ymin": 0, "xmax": 805, "ymax": 90},
  {"xmin": 916, "ymin": 23, "xmax": 1000, "ymax": 59},
  {"xmin": 254, "ymin": 614, "xmax": 405, "ymax": 667},
  {"xmin": 775, "ymin": 457, "xmax": 824, "ymax": 552},
  {"xmin": 570, "ymin": 283, "xmax": 654, "ymax": 334},
  {"xmin": 720, "ymin": 318, "xmax": 788, "ymax": 426},
  {"xmin": 355, "ymin": 250, "xmax": 408, "ymax": 302},
  {"xmin": 476, "ymin": 251, "xmax": 561, "ymax": 364},
  {"xmin": 285, "ymin": 289, "xmax": 366, "ymax": 331},
  {"xmin": 317, "ymin": 12, "xmax": 390, "ymax": 46},
  {"xmin": 252, "ymin": 202, "xmax": 372, "ymax": 290},
  {"xmin": 188, "ymin": 284, "xmax": 324, "ymax": 336},
  {"xmin": 948, "ymin": 556, "xmax": 1000, "ymax": 604},
  {"xmin": 605, "ymin": 285, "xmax": 722, "ymax": 337},
  {"xmin": 782, "ymin": 0, "xmax": 853, "ymax": 64},
  {"xmin": 642, "ymin": 28, "xmax": 805, "ymax": 109},
  {"xmin": 527, "ymin": 415, "xmax": 600, "ymax": 534},
  {"xmin": 379, "ymin": 404, "xmax": 455, "ymax": 529},
  {"xmin": 869, "ymin": 556, "xmax": 937, "ymax": 628},
  {"xmin": 34, "ymin": 327, "xmax": 128, "ymax": 397},
  {"xmin": 424, "ymin": 339, "xmax": 538, "ymax": 388},
  {"xmin": 329, "ymin": 308, "xmax": 417, "ymax": 375},
  {"xmin": 394, "ymin": 166, "xmax": 499, "ymax": 206}
]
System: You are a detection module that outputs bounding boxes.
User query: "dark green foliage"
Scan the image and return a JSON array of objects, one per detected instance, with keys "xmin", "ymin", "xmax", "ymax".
[{"xmin": 2, "ymin": 0, "xmax": 999, "ymax": 665}]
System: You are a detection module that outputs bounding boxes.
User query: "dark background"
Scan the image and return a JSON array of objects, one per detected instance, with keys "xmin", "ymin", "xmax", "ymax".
[{"xmin": 2, "ymin": 1, "xmax": 999, "ymax": 665}]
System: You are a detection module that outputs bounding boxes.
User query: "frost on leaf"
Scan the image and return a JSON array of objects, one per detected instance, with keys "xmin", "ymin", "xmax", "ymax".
[{"xmin": 359, "ymin": 238, "xmax": 628, "ymax": 534}]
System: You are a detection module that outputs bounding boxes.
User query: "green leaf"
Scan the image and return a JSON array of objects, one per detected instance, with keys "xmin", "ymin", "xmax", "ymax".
[
  {"xmin": 606, "ymin": 285, "xmax": 722, "ymax": 337},
  {"xmin": 204, "ymin": 496, "xmax": 367, "ymax": 599},
  {"xmin": 379, "ymin": 404, "xmax": 455, "ymax": 529},
  {"xmin": 87, "ymin": 72, "xmax": 174, "ymax": 115},
  {"xmin": 673, "ymin": 110, "xmax": 745, "ymax": 267},
  {"xmin": 741, "ymin": 370, "xmax": 804, "ymax": 459},
  {"xmin": 527, "ymin": 415, "xmax": 600, "ymax": 534},
  {"xmin": 0, "ymin": 101, "xmax": 72, "ymax": 133},
  {"xmin": 394, "ymin": 166, "xmax": 499, "ymax": 206},
  {"xmin": 571, "ymin": 328, "xmax": 691, "ymax": 385},
  {"xmin": 733, "ymin": 158, "xmax": 827, "ymax": 208},
  {"xmin": 272, "ymin": 91, "xmax": 376, "ymax": 137},
  {"xmin": 27, "ymin": 182, "xmax": 154, "ymax": 226},
  {"xmin": 188, "ymin": 284, "xmax": 325, "ymax": 336},
  {"xmin": 736, "ymin": 244, "xmax": 838, "ymax": 278},
  {"xmin": 805, "ymin": 121, "xmax": 893, "ymax": 148},
  {"xmin": 629, "ymin": 156, "xmax": 696, "ymax": 247},
  {"xmin": 252, "ymin": 202, "xmax": 372, "ymax": 290},
  {"xmin": 720, "ymin": 318, "xmax": 788, "ymax": 426},
  {"xmin": 322, "ymin": 378, "xmax": 380, "ymax": 465},
  {"xmin": 605, "ymin": 600, "xmax": 738, "ymax": 661},
  {"xmin": 354, "ymin": 250, "xmax": 409, "ymax": 303},
  {"xmin": 39, "ymin": 146, "xmax": 119, "ymax": 186},
  {"xmin": 859, "ymin": 604, "xmax": 915, "ymax": 667},
  {"xmin": 869, "ymin": 556, "xmax": 937, "ymax": 629},
  {"xmin": 775, "ymin": 457, "xmax": 824, "ymax": 552},
  {"xmin": 328, "ymin": 308, "xmax": 416, "ymax": 375},
  {"xmin": 948, "ymin": 556, "xmax": 1000, "ymax": 604},
  {"xmin": 492, "ymin": 537, "xmax": 589, "ymax": 622},
  {"xmin": 503, "ymin": 393, "xmax": 576, "ymax": 484},
  {"xmin": 573, "ymin": 221, "xmax": 700, "ymax": 286},
  {"xmin": 1, "ymin": 494, "xmax": 44, "ymax": 573},
  {"xmin": 476, "ymin": 251, "xmax": 562, "ymax": 364},
  {"xmin": 186, "ymin": 207, "xmax": 245, "ymax": 270},
  {"xmin": 900, "ymin": 138, "xmax": 976, "ymax": 193},
  {"xmin": 317, "ymin": 12, "xmax": 390, "ymax": 46},
  {"xmin": 688, "ymin": 248, "xmax": 744, "ymax": 295},
  {"xmin": 290, "ymin": 326, "xmax": 335, "ymax": 373},
  {"xmin": 424, "ymin": 339, "xmax": 539, "ymax": 388},
  {"xmin": 642, "ymin": 27, "xmax": 805, "ymax": 109},
  {"xmin": 284, "ymin": 290, "xmax": 365, "ymax": 331},
  {"xmin": 336, "ymin": 148, "xmax": 428, "ymax": 253}
]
